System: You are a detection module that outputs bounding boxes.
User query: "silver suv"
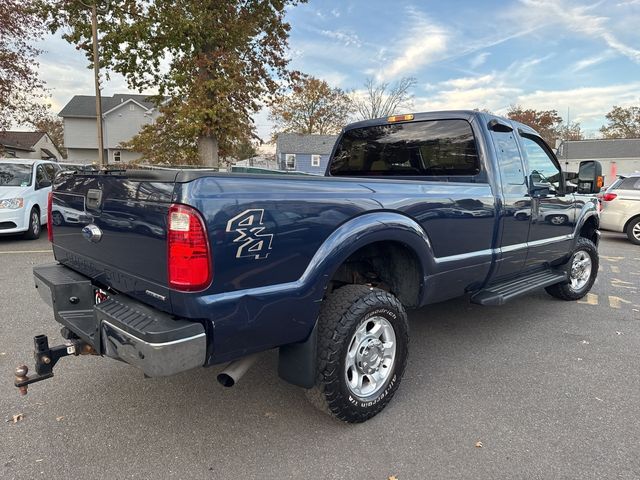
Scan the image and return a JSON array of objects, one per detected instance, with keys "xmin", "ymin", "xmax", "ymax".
[{"xmin": 599, "ymin": 174, "xmax": 640, "ymax": 245}]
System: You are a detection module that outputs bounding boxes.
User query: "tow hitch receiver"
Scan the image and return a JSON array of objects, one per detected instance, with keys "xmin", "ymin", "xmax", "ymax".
[{"xmin": 14, "ymin": 334, "xmax": 94, "ymax": 395}]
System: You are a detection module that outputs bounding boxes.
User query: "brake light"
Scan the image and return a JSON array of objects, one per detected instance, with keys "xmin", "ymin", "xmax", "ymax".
[
  {"xmin": 602, "ymin": 193, "xmax": 617, "ymax": 202},
  {"xmin": 167, "ymin": 204, "xmax": 212, "ymax": 291},
  {"xmin": 47, "ymin": 192, "xmax": 53, "ymax": 242}
]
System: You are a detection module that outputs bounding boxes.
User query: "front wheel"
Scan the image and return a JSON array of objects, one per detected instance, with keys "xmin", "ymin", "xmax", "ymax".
[
  {"xmin": 306, "ymin": 285, "xmax": 409, "ymax": 423},
  {"xmin": 626, "ymin": 217, "xmax": 640, "ymax": 245},
  {"xmin": 545, "ymin": 237, "xmax": 598, "ymax": 300},
  {"xmin": 23, "ymin": 208, "xmax": 41, "ymax": 240}
]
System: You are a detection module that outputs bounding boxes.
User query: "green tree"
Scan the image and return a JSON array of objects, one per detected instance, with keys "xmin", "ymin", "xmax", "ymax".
[
  {"xmin": 600, "ymin": 105, "xmax": 640, "ymax": 139},
  {"xmin": 507, "ymin": 105, "xmax": 563, "ymax": 146},
  {"xmin": 38, "ymin": 0, "xmax": 303, "ymax": 166},
  {"xmin": 269, "ymin": 76, "xmax": 352, "ymax": 135},
  {"xmin": 0, "ymin": 0, "xmax": 47, "ymax": 129}
]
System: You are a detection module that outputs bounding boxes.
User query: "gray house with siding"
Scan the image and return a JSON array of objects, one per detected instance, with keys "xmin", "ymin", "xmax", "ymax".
[
  {"xmin": 556, "ymin": 138, "xmax": 640, "ymax": 184},
  {"xmin": 59, "ymin": 93, "xmax": 161, "ymax": 164},
  {"xmin": 275, "ymin": 133, "xmax": 338, "ymax": 174}
]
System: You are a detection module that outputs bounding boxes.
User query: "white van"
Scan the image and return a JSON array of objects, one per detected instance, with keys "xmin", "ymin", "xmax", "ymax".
[{"xmin": 0, "ymin": 159, "xmax": 61, "ymax": 239}]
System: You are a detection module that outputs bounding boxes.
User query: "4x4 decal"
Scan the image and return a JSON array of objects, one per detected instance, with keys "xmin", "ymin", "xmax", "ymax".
[{"xmin": 225, "ymin": 209, "xmax": 274, "ymax": 259}]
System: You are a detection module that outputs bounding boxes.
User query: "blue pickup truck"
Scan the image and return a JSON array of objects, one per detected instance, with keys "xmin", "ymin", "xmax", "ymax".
[{"xmin": 15, "ymin": 111, "xmax": 604, "ymax": 423}]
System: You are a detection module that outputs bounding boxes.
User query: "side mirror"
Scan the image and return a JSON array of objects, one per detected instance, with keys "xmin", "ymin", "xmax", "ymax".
[
  {"xmin": 531, "ymin": 184, "xmax": 550, "ymax": 198},
  {"xmin": 577, "ymin": 161, "xmax": 603, "ymax": 194},
  {"xmin": 37, "ymin": 179, "xmax": 52, "ymax": 189}
]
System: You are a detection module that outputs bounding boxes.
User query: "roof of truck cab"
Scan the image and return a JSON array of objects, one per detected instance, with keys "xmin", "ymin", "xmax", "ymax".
[{"xmin": 342, "ymin": 110, "xmax": 540, "ymax": 137}]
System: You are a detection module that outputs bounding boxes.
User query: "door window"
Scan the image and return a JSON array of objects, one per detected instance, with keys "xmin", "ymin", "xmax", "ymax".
[
  {"xmin": 35, "ymin": 165, "xmax": 49, "ymax": 188},
  {"xmin": 491, "ymin": 131, "xmax": 526, "ymax": 195},
  {"xmin": 520, "ymin": 136, "xmax": 561, "ymax": 193},
  {"xmin": 43, "ymin": 163, "xmax": 58, "ymax": 181}
]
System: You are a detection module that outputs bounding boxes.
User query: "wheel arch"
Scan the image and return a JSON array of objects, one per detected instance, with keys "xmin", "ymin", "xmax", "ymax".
[{"xmin": 623, "ymin": 214, "xmax": 640, "ymax": 233}]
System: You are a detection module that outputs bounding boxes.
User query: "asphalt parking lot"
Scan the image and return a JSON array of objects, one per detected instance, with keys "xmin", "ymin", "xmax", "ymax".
[{"xmin": 1, "ymin": 231, "xmax": 639, "ymax": 480}]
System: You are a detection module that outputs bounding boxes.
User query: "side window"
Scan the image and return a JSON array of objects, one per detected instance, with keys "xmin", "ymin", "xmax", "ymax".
[
  {"xmin": 43, "ymin": 164, "xmax": 57, "ymax": 181},
  {"xmin": 35, "ymin": 165, "xmax": 48, "ymax": 186},
  {"xmin": 520, "ymin": 136, "xmax": 561, "ymax": 193},
  {"xmin": 490, "ymin": 130, "xmax": 526, "ymax": 194},
  {"xmin": 619, "ymin": 177, "xmax": 640, "ymax": 190},
  {"xmin": 311, "ymin": 154, "xmax": 321, "ymax": 167}
]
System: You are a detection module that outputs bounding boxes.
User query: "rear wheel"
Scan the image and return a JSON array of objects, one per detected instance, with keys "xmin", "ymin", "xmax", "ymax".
[
  {"xmin": 306, "ymin": 285, "xmax": 409, "ymax": 423},
  {"xmin": 545, "ymin": 237, "xmax": 598, "ymax": 300},
  {"xmin": 626, "ymin": 217, "xmax": 640, "ymax": 245},
  {"xmin": 23, "ymin": 208, "xmax": 41, "ymax": 240}
]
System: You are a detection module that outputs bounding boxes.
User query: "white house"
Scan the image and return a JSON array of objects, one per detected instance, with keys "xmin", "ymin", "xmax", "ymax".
[
  {"xmin": 0, "ymin": 131, "xmax": 62, "ymax": 161},
  {"xmin": 59, "ymin": 93, "xmax": 161, "ymax": 164}
]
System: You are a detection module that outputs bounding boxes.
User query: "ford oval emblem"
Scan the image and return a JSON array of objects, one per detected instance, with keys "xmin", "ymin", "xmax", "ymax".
[{"xmin": 82, "ymin": 224, "xmax": 103, "ymax": 243}]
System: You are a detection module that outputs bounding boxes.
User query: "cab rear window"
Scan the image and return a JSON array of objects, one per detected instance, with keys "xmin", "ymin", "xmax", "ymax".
[{"xmin": 329, "ymin": 119, "xmax": 481, "ymax": 179}]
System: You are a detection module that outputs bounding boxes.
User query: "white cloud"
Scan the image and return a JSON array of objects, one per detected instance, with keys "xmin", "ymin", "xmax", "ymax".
[
  {"xmin": 375, "ymin": 8, "xmax": 449, "ymax": 81},
  {"xmin": 513, "ymin": 0, "xmax": 640, "ymax": 63},
  {"xmin": 469, "ymin": 52, "xmax": 490, "ymax": 69},
  {"xmin": 319, "ymin": 29, "xmax": 362, "ymax": 48},
  {"xmin": 440, "ymin": 74, "xmax": 495, "ymax": 89},
  {"xmin": 572, "ymin": 52, "xmax": 612, "ymax": 72}
]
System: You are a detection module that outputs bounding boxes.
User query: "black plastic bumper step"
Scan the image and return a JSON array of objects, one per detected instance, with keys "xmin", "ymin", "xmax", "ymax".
[{"xmin": 471, "ymin": 269, "xmax": 567, "ymax": 306}]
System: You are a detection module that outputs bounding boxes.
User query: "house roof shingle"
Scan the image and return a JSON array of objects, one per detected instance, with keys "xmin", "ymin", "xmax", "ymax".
[
  {"xmin": 0, "ymin": 131, "xmax": 46, "ymax": 151},
  {"xmin": 557, "ymin": 138, "xmax": 640, "ymax": 160},
  {"xmin": 59, "ymin": 93, "xmax": 158, "ymax": 118},
  {"xmin": 276, "ymin": 133, "xmax": 338, "ymax": 155}
]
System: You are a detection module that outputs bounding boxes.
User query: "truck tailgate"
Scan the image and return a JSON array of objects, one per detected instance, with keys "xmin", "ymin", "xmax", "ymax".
[{"xmin": 50, "ymin": 170, "xmax": 177, "ymax": 312}]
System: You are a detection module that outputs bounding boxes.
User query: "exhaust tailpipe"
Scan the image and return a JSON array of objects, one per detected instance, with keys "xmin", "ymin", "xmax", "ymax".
[{"xmin": 217, "ymin": 354, "xmax": 259, "ymax": 387}]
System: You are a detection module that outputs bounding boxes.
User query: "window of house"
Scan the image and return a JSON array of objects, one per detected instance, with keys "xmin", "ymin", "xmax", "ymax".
[
  {"xmin": 329, "ymin": 119, "xmax": 481, "ymax": 179},
  {"xmin": 285, "ymin": 154, "xmax": 296, "ymax": 170},
  {"xmin": 129, "ymin": 104, "xmax": 135, "ymax": 111},
  {"xmin": 311, "ymin": 154, "xmax": 321, "ymax": 167},
  {"xmin": 113, "ymin": 151, "xmax": 121, "ymax": 162}
]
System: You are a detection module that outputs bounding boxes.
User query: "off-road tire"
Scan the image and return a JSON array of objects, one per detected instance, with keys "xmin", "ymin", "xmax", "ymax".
[
  {"xmin": 625, "ymin": 217, "xmax": 640, "ymax": 245},
  {"xmin": 545, "ymin": 237, "xmax": 598, "ymax": 300},
  {"xmin": 23, "ymin": 207, "xmax": 41, "ymax": 240},
  {"xmin": 306, "ymin": 285, "xmax": 409, "ymax": 423}
]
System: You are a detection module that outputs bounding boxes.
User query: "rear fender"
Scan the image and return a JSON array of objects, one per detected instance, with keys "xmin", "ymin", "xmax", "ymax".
[{"xmin": 278, "ymin": 212, "xmax": 433, "ymax": 387}]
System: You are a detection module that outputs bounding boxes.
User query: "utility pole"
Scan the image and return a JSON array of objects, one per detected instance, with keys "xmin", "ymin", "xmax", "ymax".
[
  {"xmin": 91, "ymin": 3, "xmax": 105, "ymax": 166},
  {"xmin": 79, "ymin": 0, "xmax": 107, "ymax": 166}
]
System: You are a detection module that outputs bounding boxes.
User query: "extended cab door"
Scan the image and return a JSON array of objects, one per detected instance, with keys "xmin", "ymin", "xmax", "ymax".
[
  {"xmin": 518, "ymin": 133, "xmax": 576, "ymax": 268},
  {"xmin": 489, "ymin": 126, "xmax": 531, "ymax": 280}
]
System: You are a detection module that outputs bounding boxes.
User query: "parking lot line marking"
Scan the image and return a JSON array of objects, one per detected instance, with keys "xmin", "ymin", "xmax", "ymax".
[
  {"xmin": 611, "ymin": 278, "xmax": 636, "ymax": 289},
  {"xmin": 611, "ymin": 265, "xmax": 620, "ymax": 273},
  {"xmin": 0, "ymin": 250, "xmax": 52, "ymax": 254},
  {"xmin": 601, "ymin": 255, "xmax": 625, "ymax": 262},
  {"xmin": 578, "ymin": 293, "xmax": 598, "ymax": 305},
  {"xmin": 609, "ymin": 296, "xmax": 632, "ymax": 309}
]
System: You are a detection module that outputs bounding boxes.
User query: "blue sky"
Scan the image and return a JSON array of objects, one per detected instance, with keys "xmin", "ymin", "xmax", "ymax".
[{"xmin": 38, "ymin": 0, "xmax": 640, "ymax": 141}]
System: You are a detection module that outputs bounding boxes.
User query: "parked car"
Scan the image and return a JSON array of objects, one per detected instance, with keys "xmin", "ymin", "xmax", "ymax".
[
  {"xmin": 16, "ymin": 111, "xmax": 603, "ymax": 423},
  {"xmin": 599, "ymin": 173, "xmax": 640, "ymax": 244},
  {"xmin": 0, "ymin": 159, "xmax": 61, "ymax": 239}
]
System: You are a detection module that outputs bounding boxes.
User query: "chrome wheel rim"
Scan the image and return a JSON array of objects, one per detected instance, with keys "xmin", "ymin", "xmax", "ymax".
[
  {"xmin": 345, "ymin": 316, "xmax": 396, "ymax": 398},
  {"xmin": 570, "ymin": 250, "xmax": 592, "ymax": 291},
  {"xmin": 52, "ymin": 212, "xmax": 62, "ymax": 226},
  {"xmin": 32, "ymin": 212, "xmax": 40, "ymax": 235},
  {"xmin": 633, "ymin": 222, "xmax": 640, "ymax": 241},
  {"xmin": 551, "ymin": 216, "xmax": 565, "ymax": 225}
]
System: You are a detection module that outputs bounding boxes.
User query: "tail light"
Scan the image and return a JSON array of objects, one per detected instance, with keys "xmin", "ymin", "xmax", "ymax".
[
  {"xmin": 602, "ymin": 193, "xmax": 617, "ymax": 202},
  {"xmin": 167, "ymin": 204, "xmax": 212, "ymax": 291},
  {"xmin": 47, "ymin": 192, "xmax": 53, "ymax": 242}
]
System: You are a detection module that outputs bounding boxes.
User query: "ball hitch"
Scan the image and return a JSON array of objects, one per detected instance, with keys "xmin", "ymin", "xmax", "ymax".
[{"xmin": 14, "ymin": 334, "xmax": 94, "ymax": 395}]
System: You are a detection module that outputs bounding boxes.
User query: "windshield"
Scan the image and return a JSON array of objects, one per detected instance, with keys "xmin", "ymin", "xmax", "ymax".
[{"xmin": 0, "ymin": 163, "xmax": 33, "ymax": 186}]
